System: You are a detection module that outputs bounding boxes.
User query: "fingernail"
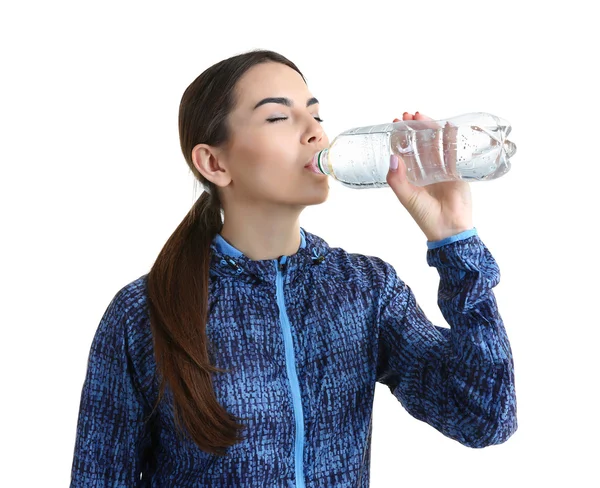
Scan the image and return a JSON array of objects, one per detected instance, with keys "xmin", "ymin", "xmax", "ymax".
[
  {"xmin": 415, "ymin": 111, "xmax": 420, "ymax": 115},
  {"xmin": 403, "ymin": 112, "xmax": 408, "ymax": 116},
  {"xmin": 390, "ymin": 154, "xmax": 398, "ymax": 172}
]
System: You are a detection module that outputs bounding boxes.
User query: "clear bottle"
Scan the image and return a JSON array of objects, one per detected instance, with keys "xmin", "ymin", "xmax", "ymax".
[{"xmin": 309, "ymin": 112, "xmax": 517, "ymax": 188}]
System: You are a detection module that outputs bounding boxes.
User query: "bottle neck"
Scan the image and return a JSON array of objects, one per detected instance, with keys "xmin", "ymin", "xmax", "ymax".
[{"xmin": 316, "ymin": 148, "xmax": 331, "ymax": 175}]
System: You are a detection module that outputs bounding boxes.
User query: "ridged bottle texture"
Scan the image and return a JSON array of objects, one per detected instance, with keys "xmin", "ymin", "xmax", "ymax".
[{"xmin": 310, "ymin": 112, "xmax": 516, "ymax": 189}]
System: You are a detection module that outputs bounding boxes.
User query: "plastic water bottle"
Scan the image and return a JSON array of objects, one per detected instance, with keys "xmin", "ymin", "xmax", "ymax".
[{"xmin": 307, "ymin": 112, "xmax": 517, "ymax": 189}]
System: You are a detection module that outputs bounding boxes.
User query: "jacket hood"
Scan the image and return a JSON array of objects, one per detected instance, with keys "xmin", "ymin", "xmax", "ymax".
[{"xmin": 209, "ymin": 227, "xmax": 330, "ymax": 284}]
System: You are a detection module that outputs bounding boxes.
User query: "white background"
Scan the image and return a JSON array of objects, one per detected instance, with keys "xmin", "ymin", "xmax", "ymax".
[{"xmin": 2, "ymin": 0, "xmax": 598, "ymax": 486}]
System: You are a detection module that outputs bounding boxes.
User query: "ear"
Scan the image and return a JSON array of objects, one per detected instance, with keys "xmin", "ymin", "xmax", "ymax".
[{"xmin": 191, "ymin": 143, "xmax": 231, "ymax": 189}]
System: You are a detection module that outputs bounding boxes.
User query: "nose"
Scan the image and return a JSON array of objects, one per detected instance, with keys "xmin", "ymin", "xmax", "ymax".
[{"xmin": 301, "ymin": 116, "xmax": 325, "ymax": 145}]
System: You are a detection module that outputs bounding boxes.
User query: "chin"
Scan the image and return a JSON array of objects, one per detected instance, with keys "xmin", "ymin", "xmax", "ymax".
[{"xmin": 303, "ymin": 185, "xmax": 329, "ymax": 205}]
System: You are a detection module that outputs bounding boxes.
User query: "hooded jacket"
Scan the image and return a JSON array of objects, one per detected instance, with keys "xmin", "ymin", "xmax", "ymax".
[{"xmin": 70, "ymin": 227, "xmax": 517, "ymax": 487}]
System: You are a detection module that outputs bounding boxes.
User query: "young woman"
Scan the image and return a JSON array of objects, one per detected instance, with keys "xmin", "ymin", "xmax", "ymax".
[{"xmin": 69, "ymin": 49, "xmax": 517, "ymax": 487}]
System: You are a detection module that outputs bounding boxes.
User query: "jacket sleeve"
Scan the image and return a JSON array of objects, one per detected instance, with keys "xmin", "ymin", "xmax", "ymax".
[
  {"xmin": 70, "ymin": 290, "xmax": 152, "ymax": 487},
  {"xmin": 375, "ymin": 229, "xmax": 518, "ymax": 448}
]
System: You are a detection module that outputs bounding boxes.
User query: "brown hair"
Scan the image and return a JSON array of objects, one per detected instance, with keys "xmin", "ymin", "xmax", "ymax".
[{"xmin": 145, "ymin": 50, "xmax": 306, "ymax": 456}]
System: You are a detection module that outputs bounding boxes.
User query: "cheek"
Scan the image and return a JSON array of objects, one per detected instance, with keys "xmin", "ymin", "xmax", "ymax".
[
  {"xmin": 237, "ymin": 133, "xmax": 296, "ymax": 171},
  {"xmin": 228, "ymin": 134, "xmax": 298, "ymax": 190}
]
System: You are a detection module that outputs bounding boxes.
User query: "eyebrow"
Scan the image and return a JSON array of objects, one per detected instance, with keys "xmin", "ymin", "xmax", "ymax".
[{"xmin": 253, "ymin": 97, "xmax": 319, "ymax": 110}]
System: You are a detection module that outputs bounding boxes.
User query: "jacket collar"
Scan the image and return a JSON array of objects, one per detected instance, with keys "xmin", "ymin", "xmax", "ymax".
[{"xmin": 209, "ymin": 227, "xmax": 328, "ymax": 283}]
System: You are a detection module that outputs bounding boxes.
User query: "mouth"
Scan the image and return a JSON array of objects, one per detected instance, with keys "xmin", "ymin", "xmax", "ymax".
[{"xmin": 304, "ymin": 152, "xmax": 320, "ymax": 169}]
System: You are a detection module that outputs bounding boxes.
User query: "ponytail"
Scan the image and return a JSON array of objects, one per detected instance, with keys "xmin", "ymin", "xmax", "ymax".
[{"xmin": 146, "ymin": 189, "xmax": 248, "ymax": 456}]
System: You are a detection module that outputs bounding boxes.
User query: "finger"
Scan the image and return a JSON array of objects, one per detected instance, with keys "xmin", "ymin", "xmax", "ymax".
[
  {"xmin": 442, "ymin": 121, "xmax": 459, "ymax": 176},
  {"xmin": 410, "ymin": 113, "xmax": 441, "ymax": 154},
  {"xmin": 414, "ymin": 112, "xmax": 440, "ymax": 130},
  {"xmin": 393, "ymin": 114, "xmax": 414, "ymax": 123},
  {"xmin": 414, "ymin": 112, "xmax": 434, "ymax": 120},
  {"xmin": 401, "ymin": 112, "xmax": 437, "ymax": 135}
]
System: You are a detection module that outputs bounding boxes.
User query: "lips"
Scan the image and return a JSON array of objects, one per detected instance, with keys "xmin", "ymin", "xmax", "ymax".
[{"xmin": 304, "ymin": 152, "xmax": 320, "ymax": 168}]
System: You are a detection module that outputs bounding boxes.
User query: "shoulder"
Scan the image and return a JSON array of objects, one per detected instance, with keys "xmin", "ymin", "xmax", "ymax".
[
  {"xmin": 108, "ymin": 274, "xmax": 153, "ymax": 345},
  {"xmin": 108, "ymin": 274, "xmax": 149, "ymax": 317},
  {"xmin": 96, "ymin": 274, "xmax": 155, "ymax": 369},
  {"xmin": 96, "ymin": 275, "xmax": 150, "ymax": 341},
  {"xmin": 323, "ymin": 244, "xmax": 401, "ymax": 294}
]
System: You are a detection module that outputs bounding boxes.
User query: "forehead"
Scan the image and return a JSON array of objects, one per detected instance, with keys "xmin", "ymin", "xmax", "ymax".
[{"xmin": 234, "ymin": 62, "xmax": 310, "ymax": 110}]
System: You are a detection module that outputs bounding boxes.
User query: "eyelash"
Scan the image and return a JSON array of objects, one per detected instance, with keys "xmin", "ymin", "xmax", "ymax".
[{"xmin": 267, "ymin": 117, "xmax": 324, "ymax": 124}]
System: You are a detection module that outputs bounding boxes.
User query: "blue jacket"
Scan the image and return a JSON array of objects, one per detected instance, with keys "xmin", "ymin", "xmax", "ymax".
[{"xmin": 70, "ymin": 227, "xmax": 517, "ymax": 487}]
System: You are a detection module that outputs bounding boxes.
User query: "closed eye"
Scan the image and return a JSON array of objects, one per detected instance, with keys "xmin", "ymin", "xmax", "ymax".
[{"xmin": 267, "ymin": 117, "xmax": 324, "ymax": 123}]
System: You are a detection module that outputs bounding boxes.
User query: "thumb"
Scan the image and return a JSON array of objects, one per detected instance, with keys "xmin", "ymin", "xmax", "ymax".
[
  {"xmin": 388, "ymin": 118, "xmax": 409, "ymax": 184},
  {"xmin": 387, "ymin": 153, "xmax": 422, "ymax": 209},
  {"xmin": 387, "ymin": 153, "xmax": 408, "ymax": 184}
]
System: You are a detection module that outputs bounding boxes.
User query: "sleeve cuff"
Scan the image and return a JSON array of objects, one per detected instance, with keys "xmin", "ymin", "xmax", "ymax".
[{"xmin": 426, "ymin": 227, "xmax": 478, "ymax": 250}]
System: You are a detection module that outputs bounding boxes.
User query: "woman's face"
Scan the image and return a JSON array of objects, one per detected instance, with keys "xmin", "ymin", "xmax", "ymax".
[{"xmin": 209, "ymin": 62, "xmax": 330, "ymax": 208}]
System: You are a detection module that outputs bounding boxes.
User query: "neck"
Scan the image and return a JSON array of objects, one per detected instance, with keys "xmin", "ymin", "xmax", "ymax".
[{"xmin": 219, "ymin": 204, "xmax": 304, "ymax": 261}]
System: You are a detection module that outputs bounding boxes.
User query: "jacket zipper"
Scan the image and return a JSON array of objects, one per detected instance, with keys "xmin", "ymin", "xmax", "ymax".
[{"xmin": 275, "ymin": 256, "xmax": 305, "ymax": 488}]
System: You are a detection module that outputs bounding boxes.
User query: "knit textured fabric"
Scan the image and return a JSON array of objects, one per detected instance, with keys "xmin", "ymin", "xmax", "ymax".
[{"xmin": 70, "ymin": 227, "xmax": 517, "ymax": 487}]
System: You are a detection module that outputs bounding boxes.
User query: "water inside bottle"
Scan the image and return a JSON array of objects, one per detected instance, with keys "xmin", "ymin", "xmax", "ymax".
[
  {"xmin": 389, "ymin": 124, "xmax": 515, "ymax": 184},
  {"xmin": 327, "ymin": 131, "xmax": 391, "ymax": 188},
  {"xmin": 325, "ymin": 116, "xmax": 515, "ymax": 188}
]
